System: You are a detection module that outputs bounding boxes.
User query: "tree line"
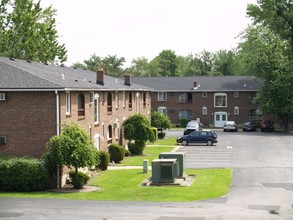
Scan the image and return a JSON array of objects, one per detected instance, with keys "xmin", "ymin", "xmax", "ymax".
[{"xmin": 0, "ymin": 0, "xmax": 292, "ymax": 131}]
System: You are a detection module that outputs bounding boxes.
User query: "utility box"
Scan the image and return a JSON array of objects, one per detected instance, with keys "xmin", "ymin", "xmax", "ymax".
[
  {"xmin": 152, "ymin": 159, "xmax": 178, "ymax": 184},
  {"xmin": 159, "ymin": 152, "xmax": 185, "ymax": 177}
]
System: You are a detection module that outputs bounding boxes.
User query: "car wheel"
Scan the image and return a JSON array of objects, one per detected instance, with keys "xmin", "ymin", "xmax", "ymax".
[
  {"xmin": 181, "ymin": 139, "xmax": 188, "ymax": 146},
  {"xmin": 206, "ymin": 140, "xmax": 213, "ymax": 146}
]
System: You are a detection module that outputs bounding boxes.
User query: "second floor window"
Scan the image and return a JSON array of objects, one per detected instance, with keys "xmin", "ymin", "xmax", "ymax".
[
  {"xmin": 66, "ymin": 91, "xmax": 71, "ymax": 115},
  {"xmin": 78, "ymin": 93, "xmax": 85, "ymax": 116},
  {"xmin": 214, "ymin": 93, "xmax": 227, "ymax": 107},
  {"xmin": 158, "ymin": 92, "xmax": 167, "ymax": 101},
  {"xmin": 143, "ymin": 92, "xmax": 146, "ymax": 107},
  {"xmin": 107, "ymin": 93, "xmax": 112, "ymax": 112},
  {"xmin": 128, "ymin": 92, "xmax": 132, "ymax": 109},
  {"xmin": 94, "ymin": 94, "xmax": 100, "ymax": 124}
]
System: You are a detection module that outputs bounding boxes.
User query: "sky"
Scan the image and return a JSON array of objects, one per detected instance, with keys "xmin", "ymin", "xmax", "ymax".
[{"xmin": 40, "ymin": 0, "xmax": 257, "ymax": 67}]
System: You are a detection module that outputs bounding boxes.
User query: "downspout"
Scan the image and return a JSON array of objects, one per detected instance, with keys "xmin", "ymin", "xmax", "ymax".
[{"xmin": 55, "ymin": 90, "xmax": 60, "ymax": 188}]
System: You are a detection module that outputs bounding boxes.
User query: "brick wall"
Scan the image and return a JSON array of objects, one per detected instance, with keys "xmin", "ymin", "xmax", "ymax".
[
  {"xmin": 150, "ymin": 91, "xmax": 259, "ymax": 126},
  {"xmin": 0, "ymin": 92, "xmax": 56, "ymax": 158}
]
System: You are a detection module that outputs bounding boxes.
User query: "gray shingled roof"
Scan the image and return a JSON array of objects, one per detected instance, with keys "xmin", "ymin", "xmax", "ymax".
[
  {"xmin": 0, "ymin": 57, "xmax": 150, "ymax": 91},
  {"xmin": 132, "ymin": 76, "xmax": 262, "ymax": 92}
]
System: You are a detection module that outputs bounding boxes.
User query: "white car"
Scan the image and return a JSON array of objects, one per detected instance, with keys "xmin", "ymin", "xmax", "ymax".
[{"xmin": 223, "ymin": 121, "xmax": 238, "ymax": 132}]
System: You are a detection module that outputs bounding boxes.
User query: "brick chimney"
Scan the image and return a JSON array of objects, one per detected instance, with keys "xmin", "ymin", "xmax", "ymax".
[
  {"xmin": 124, "ymin": 74, "xmax": 132, "ymax": 86},
  {"xmin": 193, "ymin": 80, "xmax": 198, "ymax": 89},
  {"xmin": 96, "ymin": 68, "xmax": 105, "ymax": 85}
]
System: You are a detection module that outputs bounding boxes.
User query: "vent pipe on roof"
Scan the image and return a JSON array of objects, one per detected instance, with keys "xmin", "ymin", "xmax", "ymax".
[
  {"xmin": 96, "ymin": 67, "xmax": 105, "ymax": 85},
  {"xmin": 124, "ymin": 74, "xmax": 132, "ymax": 86}
]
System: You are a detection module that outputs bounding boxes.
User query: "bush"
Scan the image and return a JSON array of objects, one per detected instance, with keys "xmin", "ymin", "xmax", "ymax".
[
  {"xmin": 151, "ymin": 127, "xmax": 158, "ymax": 143},
  {"xmin": 109, "ymin": 143, "xmax": 125, "ymax": 163},
  {"xmin": 0, "ymin": 157, "xmax": 49, "ymax": 192},
  {"xmin": 158, "ymin": 132, "xmax": 166, "ymax": 139},
  {"xmin": 180, "ymin": 119, "xmax": 189, "ymax": 127},
  {"xmin": 69, "ymin": 170, "xmax": 90, "ymax": 189},
  {"xmin": 128, "ymin": 142, "xmax": 145, "ymax": 155},
  {"xmin": 125, "ymin": 149, "xmax": 131, "ymax": 157},
  {"xmin": 98, "ymin": 151, "xmax": 110, "ymax": 171}
]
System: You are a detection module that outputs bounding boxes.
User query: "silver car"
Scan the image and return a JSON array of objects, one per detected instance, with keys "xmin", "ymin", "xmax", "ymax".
[{"xmin": 223, "ymin": 121, "xmax": 238, "ymax": 132}]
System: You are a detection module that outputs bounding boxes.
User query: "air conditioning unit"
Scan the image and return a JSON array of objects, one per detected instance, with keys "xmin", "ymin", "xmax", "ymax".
[
  {"xmin": 0, "ymin": 93, "xmax": 6, "ymax": 101},
  {"xmin": 114, "ymin": 122, "xmax": 119, "ymax": 128}
]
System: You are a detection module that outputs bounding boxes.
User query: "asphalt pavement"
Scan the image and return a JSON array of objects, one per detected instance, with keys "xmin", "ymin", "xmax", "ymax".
[{"xmin": 1, "ymin": 129, "xmax": 293, "ymax": 219}]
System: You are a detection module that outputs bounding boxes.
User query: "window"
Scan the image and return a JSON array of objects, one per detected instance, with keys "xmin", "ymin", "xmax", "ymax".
[
  {"xmin": 214, "ymin": 93, "xmax": 227, "ymax": 107},
  {"xmin": 0, "ymin": 136, "xmax": 6, "ymax": 145},
  {"xmin": 202, "ymin": 107, "xmax": 207, "ymax": 115},
  {"xmin": 89, "ymin": 92, "xmax": 94, "ymax": 103},
  {"xmin": 128, "ymin": 92, "xmax": 132, "ymax": 109},
  {"xmin": 123, "ymin": 91, "xmax": 126, "ymax": 108},
  {"xmin": 115, "ymin": 92, "xmax": 119, "ymax": 109},
  {"xmin": 158, "ymin": 107, "xmax": 167, "ymax": 115},
  {"xmin": 234, "ymin": 91, "xmax": 239, "ymax": 98},
  {"xmin": 158, "ymin": 92, "xmax": 167, "ymax": 101},
  {"xmin": 94, "ymin": 133, "xmax": 100, "ymax": 151},
  {"xmin": 78, "ymin": 93, "xmax": 85, "ymax": 116},
  {"xmin": 114, "ymin": 120, "xmax": 119, "ymax": 140},
  {"xmin": 202, "ymin": 92, "xmax": 207, "ymax": 98},
  {"xmin": 107, "ymin": 125, "xmax": 112, "ymax": 144},
  {"xmin": 66, "ymin": 92, "xmax": 71, "ymax": 115},
  {"xmin": 178, "ymin": 93, "xmax": 192, "ymax": 103},
  {"xmin": 143, "ymin": 92, "xmax": 146, "ymax": 107},
  {"xmin": 179, "ymin": 109, "xmax": 192, "ymax": 120},
  {"xmin": 234, "ymin": 106, "xmax": 239, "ymax": 115},
  {"xmin": 107, "ymin": 92, "xmax": 112, "ymax": 112},
  {"xmin": 94, "ymin": 94, "xmax": 100, "ymax": 124},
  {"xmin": 136, "ymin": 92, "xmax": 140, "ymax": 113},
  {"xmin": 0, "ymin": 93, "xmax": 6, "ymax": 101},
  {"xmin": 249, "ymin": 92, "xmax": 257, "ymax": 102}
]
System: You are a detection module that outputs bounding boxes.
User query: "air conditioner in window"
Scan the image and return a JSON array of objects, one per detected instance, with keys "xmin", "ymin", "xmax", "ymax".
[
  {"xmin": 114, "ymin": 122, "xmax": 120, "ymax": 128},
  {"xmin": 0, "ymin": 93, "xmax": 6, "ymax": 101}
]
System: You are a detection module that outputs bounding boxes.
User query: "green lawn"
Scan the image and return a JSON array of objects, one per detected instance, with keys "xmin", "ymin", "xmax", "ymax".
[
  {"xmin": 0, "ymin": 168, "xmax": 233, "ymax": 202},
  {"xmin": 0, "ymin": 136, "xmax": 233, "ymax": 202}
]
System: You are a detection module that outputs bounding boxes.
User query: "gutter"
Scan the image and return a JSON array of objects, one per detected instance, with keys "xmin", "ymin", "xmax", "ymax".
[{"xmin": 55, "ymin": 90, "xmax": 60, "ymax": 188}]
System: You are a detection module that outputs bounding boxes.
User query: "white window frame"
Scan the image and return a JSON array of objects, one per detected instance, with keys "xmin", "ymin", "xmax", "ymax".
[
  {"xmin": 94, "ymin": 133, "xmax": 100, "ymax": 151},
  {"xmin": 178, "ymin": 93, "xmax": 187, "ymax": 103},
  {"xmin": 0, "ymin": 93, "xmax": 6, "ymax": 101},
  {"xmin": 122, "ymin": 91, "xmax": 126, "ymax": 108},
  {"xmin": 202, "ymin": 92, "xmax": 207, "ymax": 98},
  {"xmin": 214, "ymin": 93, "xmax": 227, "ymax": 108},
  {"xmin": 158, "ymin": 107, "xmax": 167, "ymax": 115},
  {"xmin": 202, "ymin": 106, "xmax": 207, "ymax": 115},
  {"xmin": 234, "ymin": 106, "xmax": 239, "ymax": 115},
  {"xmin": 94, "ymin": 93, "xmax": 100, "ymax": 124},
  {"xmin": 115, "ymin": 91, "xmax": 119, "ymax": 109},
  {"xmin": 89, "ymin": 92, "xmax": 94, "ymax": 103},
  {"xmin": 234, "ymin": 91, "xmax": 239, "ymax": 98},
  {"xmin": 66, "ymin": 91, "xmax": 71, "ymax": 115},
  {"xmin": 158, "ymin": 92, "xmax": 167, "ymax": 101}
]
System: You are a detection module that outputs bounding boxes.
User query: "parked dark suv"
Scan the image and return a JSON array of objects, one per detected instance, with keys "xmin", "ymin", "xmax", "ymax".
[
  {"xmin": 177, "ymin": 130, "xmax": 218, "ymax": 146},
  {"xmin": 260, "ymin": 120, "xmax": 274, "ymax": 132}
]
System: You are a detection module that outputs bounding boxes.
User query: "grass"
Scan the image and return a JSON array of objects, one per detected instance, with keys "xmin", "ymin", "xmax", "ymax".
[
  {"xmin": 0, "ymin": 168, "xmax": 233, "ymax": 202},
  {"xmin": 0, "ymin": 136, "xmax": 233, "ymax": 202}
]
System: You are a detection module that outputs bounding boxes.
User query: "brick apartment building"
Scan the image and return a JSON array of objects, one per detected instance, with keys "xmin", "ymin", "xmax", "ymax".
[
  {"xmin": 0, "ymin": 57, "xmax": 151, "ymax": 159},
  {"xmin": 133, "ymin": 76, "xmax": 263, "ymax": 127}
]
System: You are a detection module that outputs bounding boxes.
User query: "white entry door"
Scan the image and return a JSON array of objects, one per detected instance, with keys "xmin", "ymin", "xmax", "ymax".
[{"xmin": 214, "ymin": 112, "xmax": 227, "ymax": 127}]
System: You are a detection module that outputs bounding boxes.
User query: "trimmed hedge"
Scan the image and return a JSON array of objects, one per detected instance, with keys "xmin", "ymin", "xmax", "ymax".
[
  {"xmin": 98, "ymin": 151, "xmax": 110, "ymax": 171},
  {"xmin": 0, "ymin": 157, "xmax": 48, "ymax": 192},
  {"xmin": 69, "ymin": 170, "xmax": 90, "ymax": 189},
  {"xmin": 109, "ymin": 144, "xmax": 125, "ymax": 163},
  {"xmin": 128, "ymin": 141, "xmax": 145, "ymax": 155}
]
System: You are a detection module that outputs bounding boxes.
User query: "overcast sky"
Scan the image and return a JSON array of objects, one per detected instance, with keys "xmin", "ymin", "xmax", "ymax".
[{"xmin": 40, "ymin": 0, "xmax": 257, "ymax": 67}]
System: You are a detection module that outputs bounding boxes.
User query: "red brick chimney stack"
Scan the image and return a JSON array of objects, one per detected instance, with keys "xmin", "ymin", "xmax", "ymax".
[
  {"xmin": 124, "ymin": 74, "xmax": 132, "ymax": 86},
  {"xmin": 96, "ymin": 68, "xmax": 105, "ymax": 85}
]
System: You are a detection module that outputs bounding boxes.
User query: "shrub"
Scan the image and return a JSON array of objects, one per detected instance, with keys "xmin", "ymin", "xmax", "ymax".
[
  {"xmin": 109, "ymin": 144, "xmax": 125, "ymax": 163},
  {"xmin": 180, "ymin": 119, "xmax": 189, "ymax": 127},
  {"xmin": 125, "ymin": 149, "xmax": 131, "ymax": 157},
  {"xmin": 151, "ymin": 127, "xmax": 158, "ymax": 143},
  {"xmin": 69, "ymin": 170, "xmax": 90, "ymax": 189},
  {"xmin": 158, "ymin": 132, "xmax": 166, "ymax": 139},
  {"xmin": 128, "ymin": 142, "xmax": 145, "ymax": 155},
  {"xmin": 0, "ymin": 157, "xmax": 49, "ymax": 192},
  {"xmin": 98, "ymin": 151, "xmax": 110, "ymax": 171}
]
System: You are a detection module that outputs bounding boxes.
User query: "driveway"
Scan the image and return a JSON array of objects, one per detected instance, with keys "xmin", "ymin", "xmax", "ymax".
[{"xmin": 0, "ymin": 130, "xmax": 293, "ymax": 219}]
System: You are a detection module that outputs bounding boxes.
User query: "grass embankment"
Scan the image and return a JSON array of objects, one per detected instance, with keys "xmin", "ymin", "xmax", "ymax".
[{"xmin": 0, "ymin": 136, "xmax": 233, "ymax": 202}]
